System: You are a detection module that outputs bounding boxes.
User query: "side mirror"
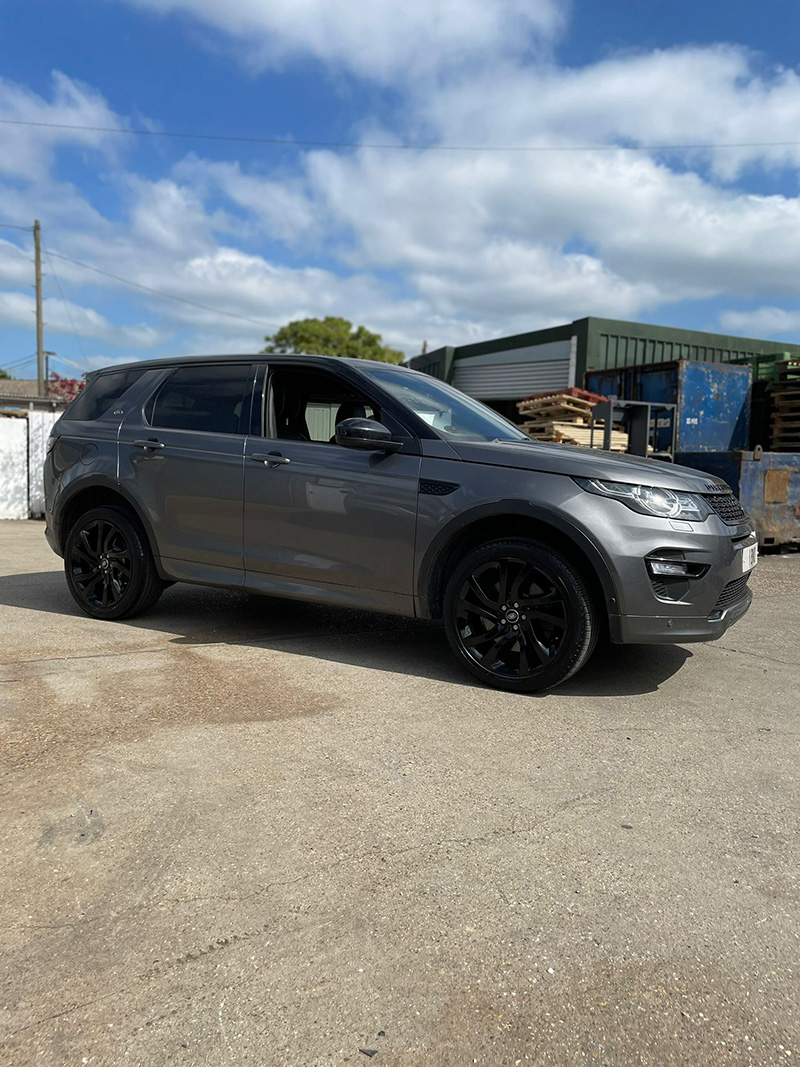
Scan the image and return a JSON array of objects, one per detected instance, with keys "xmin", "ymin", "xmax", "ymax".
[{"xmin": 335, "ymin": 417, "xmax": 403, "ymax": 453}]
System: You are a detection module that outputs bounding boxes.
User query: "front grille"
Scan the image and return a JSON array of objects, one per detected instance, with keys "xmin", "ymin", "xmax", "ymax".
[
  {"xmin": 712, "ymin": 574, "xmax": 751, "ymax": 613},
  {"xmin": 704, "ymin": 492, "xmax": 747, "ymax": 524}
]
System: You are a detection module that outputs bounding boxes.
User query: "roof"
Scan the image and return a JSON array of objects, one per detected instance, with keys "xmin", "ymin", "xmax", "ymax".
[
  {"xmin": 0, "ymin": 379, "xmax": 45, "ymax": 396},
  {"xmin": 410, "ymin": 315, "xmax": 800, "ymax": 372},
  {"xmin": 0, "ymin": 392, "xmax": 67, "ymax": 409},
  {"xmin": 89, "ymin": 353, "xmax": 414, "ymax": 376}
]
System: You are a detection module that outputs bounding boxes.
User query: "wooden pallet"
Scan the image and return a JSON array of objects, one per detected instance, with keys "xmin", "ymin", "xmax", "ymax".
[
  {"xmin": 524, "ymin": 422, "xmax": 630, "ymax": 451},
  {"xmin": 516, "ymin": 390, "xmax": 630, "ymax": 450},
  {"xmin": 768, "ymin": 361, "xmax": 800, "ymax": 448},
  {"xmin": 517, "ymin": 398, "xmax": 594, "ymax": 419}
]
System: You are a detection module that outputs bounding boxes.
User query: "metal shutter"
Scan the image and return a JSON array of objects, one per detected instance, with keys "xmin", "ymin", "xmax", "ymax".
[{"xmin": 451, "ymin": 339, "xmax": 574, "ymax": 400}]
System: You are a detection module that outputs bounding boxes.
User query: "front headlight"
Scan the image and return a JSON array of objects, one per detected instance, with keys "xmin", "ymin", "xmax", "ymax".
[{"xmin": 575, "ymin": 478, "xmax": 711, "ymax": 521}]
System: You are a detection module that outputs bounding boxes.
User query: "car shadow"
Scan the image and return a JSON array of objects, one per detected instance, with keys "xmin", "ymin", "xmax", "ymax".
[{"xmin": 0, "ymin": 571, "xmax": 692, "ymax": 697}]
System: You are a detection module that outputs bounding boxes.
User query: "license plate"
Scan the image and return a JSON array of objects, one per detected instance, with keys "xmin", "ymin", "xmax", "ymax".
[{"xmin": 741, "ymin": 542, "xmax": 758, "ymax": 573}]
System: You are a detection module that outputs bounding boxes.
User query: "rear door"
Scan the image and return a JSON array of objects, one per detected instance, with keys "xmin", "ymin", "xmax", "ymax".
[
  {"xmin": 119, "ymin": 362, "xmax": 257, "ymax": 581},
  {"xmin": 243, "ymin": 363, "xmax": 421, "ymax": 609}
]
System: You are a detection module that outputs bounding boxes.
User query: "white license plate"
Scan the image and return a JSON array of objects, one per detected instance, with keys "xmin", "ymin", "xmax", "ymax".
[{"xmin": 741, "ymin": 542, "xmax": 758, "ymax": 573}]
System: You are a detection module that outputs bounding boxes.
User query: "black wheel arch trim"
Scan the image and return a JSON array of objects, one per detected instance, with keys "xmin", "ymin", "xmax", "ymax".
[
  {"xmin": 416, "ymin": 500, "xmax": 621, "ymax": 620},
  {"xmin": 54, "ymin": 475, "xmax": 167, "ymax": 579}
]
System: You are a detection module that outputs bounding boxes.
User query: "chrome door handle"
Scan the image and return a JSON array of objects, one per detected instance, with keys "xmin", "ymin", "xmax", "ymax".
[
  {"xmin": 133, "ymin": 439, "xmax": 165, "ymax": 450},
  {"xmin": 251, "ymin": 452, "xmax": 291, "ymax": 466}
]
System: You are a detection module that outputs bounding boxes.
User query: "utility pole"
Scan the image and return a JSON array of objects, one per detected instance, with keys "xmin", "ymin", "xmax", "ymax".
[{"xmin": 33, "ymin": 219, "xmax": 45, "ymax": 397}]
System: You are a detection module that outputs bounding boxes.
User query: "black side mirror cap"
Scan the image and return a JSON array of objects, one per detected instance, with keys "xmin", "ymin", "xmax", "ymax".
[{"xmin": 335, "ymin": 417, "xmax": 403, "ymax": 453}]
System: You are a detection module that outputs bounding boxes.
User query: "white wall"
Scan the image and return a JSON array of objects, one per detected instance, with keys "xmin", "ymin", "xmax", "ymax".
[
  {"xmin": 0, "ymin": 411, "xmax": 60, "ymax": 519},
  {"xmin": 27, "ymin": 411, "xmax": 59, "ymax": 516},
  {"xmin": 0, "ymin": 417, "xmax": 29, "ymax": 520}
]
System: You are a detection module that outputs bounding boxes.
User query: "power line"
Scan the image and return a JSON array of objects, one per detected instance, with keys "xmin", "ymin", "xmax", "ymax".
[
  {"xmin": 49, "ymin": 351, "xmax": 84, "ymax": 373},
  {"xmin": 1, "ymin": 353, "xmax": 37, "ymax": 371},
  {"xmin": 0, "ymin": 221, "xmax": 32, "ymax": 231},
  {"xmin": 2, "ymin": 116, "xmax": 800, "ymax": 154},
  {"xmin": 46, "ymin": 250, "xmax": 280, "ymax": 331},
  {"xmin": 43, "ymin": 245, "xmax": 88, "ymax": 362}
]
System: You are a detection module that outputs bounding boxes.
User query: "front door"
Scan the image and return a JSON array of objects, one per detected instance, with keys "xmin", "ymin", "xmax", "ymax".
[
  {"xmin": 119, "ymin": 362, "xmax": 257, "ymax": 581},
  {"xmin": 243, "ymin": 364, "xmax": 421, "ymax": 612}
]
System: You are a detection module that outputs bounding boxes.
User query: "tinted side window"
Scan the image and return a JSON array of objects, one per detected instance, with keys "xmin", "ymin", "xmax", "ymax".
[
  {"xmin": 268, "ymin": 368, "xmax": 406, "ymax": 442},
  {"xmin": 149, "ymin": 365, "xmax": 253, "ymax": 435},
  {"xmin": 66, "ymin": 369, "xmax": 145, "ymax": 421}
]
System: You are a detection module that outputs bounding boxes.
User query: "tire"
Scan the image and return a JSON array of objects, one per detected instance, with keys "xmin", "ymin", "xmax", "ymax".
[
  {"xmin": 443, "ymin": 538, "xmax": 598, "ymax": 693},
  {"xmin": 64, "ymin": 505, "xmax": 165, "ymax": 621}
]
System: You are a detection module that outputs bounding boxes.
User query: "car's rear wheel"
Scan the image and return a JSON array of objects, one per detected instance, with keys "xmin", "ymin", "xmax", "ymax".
[
  {"xmin": 64, "ymin": 505, "xmax": 165, "ymax": 620},
  {"xmin": 443, "ymin": 538, "xmax": 598, "ymax": 693}
]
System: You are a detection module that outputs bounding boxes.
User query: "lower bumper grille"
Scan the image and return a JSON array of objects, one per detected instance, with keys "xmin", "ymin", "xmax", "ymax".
[{"xmin": 712, "ymin": 574, "xmax": 751, "ymax": 614}]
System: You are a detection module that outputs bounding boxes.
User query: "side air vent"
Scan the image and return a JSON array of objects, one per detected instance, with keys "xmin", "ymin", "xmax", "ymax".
[{"xmin": 419, "ymin": 479, "xmax": 460, "ymax": 496}]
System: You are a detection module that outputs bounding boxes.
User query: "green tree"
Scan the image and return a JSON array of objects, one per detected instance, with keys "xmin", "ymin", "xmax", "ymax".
[
  {"xmin": 0, "ymin": 367, "xmax": 9, "ymax": 379},
  {"xmin": 262, "ymin": 317, "xmax": 405, "ymax": 364}
]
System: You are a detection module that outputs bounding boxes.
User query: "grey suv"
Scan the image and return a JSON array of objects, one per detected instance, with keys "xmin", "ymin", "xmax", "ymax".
[{"xmin": 44, "ymin": 354, "xmax": 756, "ymax": 692}]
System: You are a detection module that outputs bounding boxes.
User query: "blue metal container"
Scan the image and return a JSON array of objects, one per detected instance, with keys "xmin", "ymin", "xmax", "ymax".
[
  {"xmin": 676, "ymin": 451, "xmax": 800, "ymax": 546},
  {"xmin": 585, "ymin": 359, "xmax": 752, "ymax": 453}
]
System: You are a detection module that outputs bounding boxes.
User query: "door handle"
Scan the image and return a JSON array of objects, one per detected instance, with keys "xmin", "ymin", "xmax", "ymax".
[
  {"xmin": 133, "ymin": 439, "xmax": 165, "ymax": 450},
  {"xmin": 251, "ymin": 452, "xmax": 291, "ymax": 466}
]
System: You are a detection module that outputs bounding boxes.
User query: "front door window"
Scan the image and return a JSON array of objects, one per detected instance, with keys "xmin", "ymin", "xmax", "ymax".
[{"xmin": 268, "ymin": 368, "xmax": 397, "ymax": 443}]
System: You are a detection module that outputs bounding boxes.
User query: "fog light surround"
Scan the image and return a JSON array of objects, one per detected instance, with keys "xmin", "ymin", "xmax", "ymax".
[
  {"xmin": 650, "ymin": 560, "xmax": 691, "ymax": 576},
  {"xmin": 646, "ymin": 552, "xmax": 708, "ymax": 580}
]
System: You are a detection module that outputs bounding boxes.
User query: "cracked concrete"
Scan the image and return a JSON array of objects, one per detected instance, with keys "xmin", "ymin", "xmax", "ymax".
[{"xmin": 0, "ymin": 521, "xmax": 798, "ymax": 1066}]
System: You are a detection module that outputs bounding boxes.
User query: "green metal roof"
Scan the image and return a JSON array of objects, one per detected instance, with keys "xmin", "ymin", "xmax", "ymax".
[{"xmin": 410, "ymin": 316, "xmax": 800, "ymax": 385}]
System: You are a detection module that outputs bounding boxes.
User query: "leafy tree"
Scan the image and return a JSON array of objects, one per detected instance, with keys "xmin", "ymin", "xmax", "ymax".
[
  {"xmin": 48, "ymin": 371, "xmax": 85, "ymax": 403},
  {"xmin": 0, "ymin": 367, "xmax": 9, "ymax": 379},
  {"xmin": 262, "ymin": 317, "xmax": 405, "ymax": 364}
]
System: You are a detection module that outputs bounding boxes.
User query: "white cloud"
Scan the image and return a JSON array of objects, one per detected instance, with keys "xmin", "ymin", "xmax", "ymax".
[
  {"xmin": 117, "ymin": 0, "xmax": 566, "ymax": 82},
  {"xmin": 423, "ymin": 46, "xmax": 800, "ymax": 177},
  {"xmin": 294, "ymin": 138, "xmax": 800, "ymax": 322},
  {"xmin": 174, "ymin": 158, "xmax": 319, "ymax": 245},
  {"xmin": 0, "ymin": 291, "xmax": 163, "ymax": 347},
  {"xmin": 6, "ymin": 32, "xmax": 800, "ymax": 368},
  {"xmin": 0, "ymin": 239, "xmax": 32, "ymax": 286},
  {"xmin": 719, "ymin": 307, "xmax": 800, "ymax": 339},
  {"xmin": 0, "ymin": 71, "xmax": 126, "ymax": 179}
]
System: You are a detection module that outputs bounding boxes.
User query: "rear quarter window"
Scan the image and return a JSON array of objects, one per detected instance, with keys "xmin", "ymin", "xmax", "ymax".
[{"xmin": 65, "ymin": 369, "xmax": 146, "ymax": 421}]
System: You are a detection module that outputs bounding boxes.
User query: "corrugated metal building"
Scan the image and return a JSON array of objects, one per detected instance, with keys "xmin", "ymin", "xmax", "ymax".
[{"xmin": 410, "ymin": 317, "xmax": 800, "ymax": 414}]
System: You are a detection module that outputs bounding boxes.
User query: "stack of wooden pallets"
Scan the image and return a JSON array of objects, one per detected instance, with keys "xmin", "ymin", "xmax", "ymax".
[
  {"xmin": 516, "ymin": 387, "xmax": 630, "ymax": 451},
  {"xmin": 771, "ymin": 361, "xmax": 800, "ymax": 451}
]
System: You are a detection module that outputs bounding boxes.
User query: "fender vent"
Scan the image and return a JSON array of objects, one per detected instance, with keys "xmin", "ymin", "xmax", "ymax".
[{"xmin": 419, "ymin": 479, "xmax": 460, "ymax": 496}]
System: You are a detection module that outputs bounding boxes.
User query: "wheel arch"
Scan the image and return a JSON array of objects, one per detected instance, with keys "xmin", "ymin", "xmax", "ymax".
[
  {"xmin": 417, "ymin": 502, "xmax": 620, "ymax": 629},
  {"xmin": 56, "ymin": 477, "xmax": 166, "ymax": 578}
]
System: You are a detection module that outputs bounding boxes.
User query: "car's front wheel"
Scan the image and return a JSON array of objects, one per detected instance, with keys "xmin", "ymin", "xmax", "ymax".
[
  {"xmin": 64, "ymin": 505, "xmax": 165, "ymax": 620},
  {"xmin": 443, "ymin": 538, "xmax": 598, "ymax": 693}
]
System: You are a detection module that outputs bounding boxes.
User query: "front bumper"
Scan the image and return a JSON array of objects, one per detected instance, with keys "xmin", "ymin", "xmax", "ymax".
[
  {"xmin": 610, "ymin": 586, "xmax": 752, "ymax": 644},
  {"xmin": 559, "ymin": 488, "xmax": 757, "ymax": 646},
  {"xmin": 44, "ymin": 519, "xmax": 61, "ymax": 556}
]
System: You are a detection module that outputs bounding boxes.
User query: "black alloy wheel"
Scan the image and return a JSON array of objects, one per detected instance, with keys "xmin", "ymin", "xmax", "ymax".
[
  {"xmin": 456, "ymin": 557, "xmax": 568, "ymax": 678},
  {"xmin": 64, "ymin": 505, "xmax": 165, "ymax": 620},
  {"xmin": 443, "ymin": 539, "xmax": 598, "ymax": 693},
  {"xmin": 69, "ymin": 517, "xmax": 132, "ymax": 610}
]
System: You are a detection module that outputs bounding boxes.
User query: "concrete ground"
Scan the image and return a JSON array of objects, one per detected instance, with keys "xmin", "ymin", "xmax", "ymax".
[{"xmin": 0, "ymin": 521, "xmax": 797, "ymax": 1067}]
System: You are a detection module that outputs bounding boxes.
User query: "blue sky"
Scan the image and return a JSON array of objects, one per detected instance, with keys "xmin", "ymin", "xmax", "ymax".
[{"xmin": 1, "ymin": 0, "xmax": 800, "ymax": 377}]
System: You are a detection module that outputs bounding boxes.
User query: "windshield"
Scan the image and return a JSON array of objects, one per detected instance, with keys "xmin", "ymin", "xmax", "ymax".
[{"xmin": 362, "ymin": 365, "xmax": 530, "ymax": 443}]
